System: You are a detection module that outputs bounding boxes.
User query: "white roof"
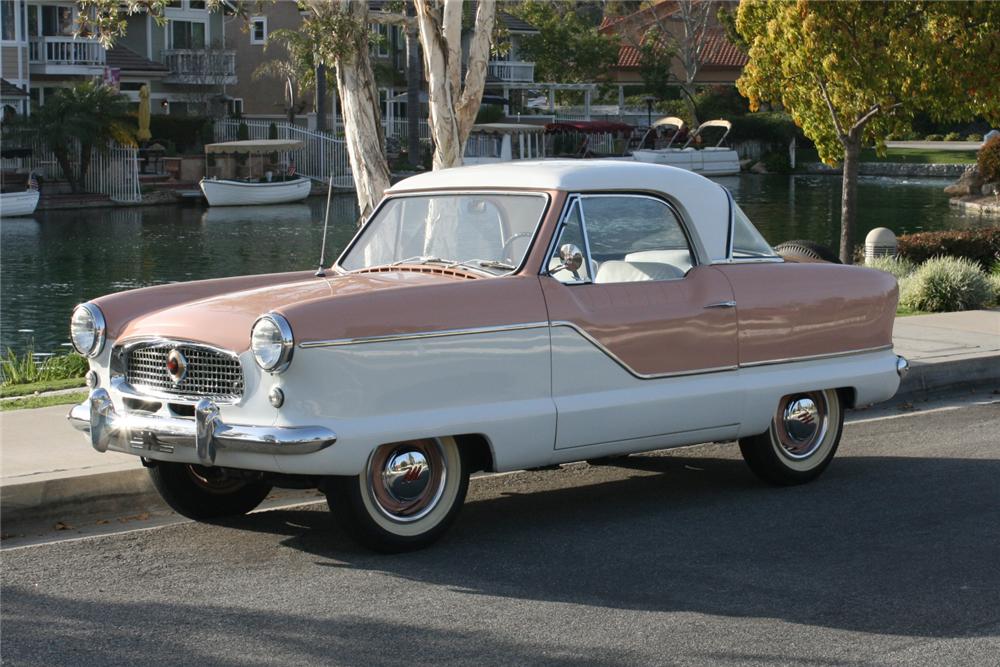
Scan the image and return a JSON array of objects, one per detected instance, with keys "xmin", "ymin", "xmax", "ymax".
[{"xmin": 388, "ymin": 160, "xmax": 731, "ymax": 261}]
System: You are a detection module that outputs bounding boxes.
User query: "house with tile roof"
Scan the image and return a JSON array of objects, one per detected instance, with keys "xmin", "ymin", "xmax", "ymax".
[{"xmin": 598, "ymin": 0, "xmax": 747, "ymax": 90}]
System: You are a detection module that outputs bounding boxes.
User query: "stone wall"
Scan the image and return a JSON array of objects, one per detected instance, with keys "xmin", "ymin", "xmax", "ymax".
[{"xmin": 802, "ymin": 162, "xmax": 969, "ymax": 178}]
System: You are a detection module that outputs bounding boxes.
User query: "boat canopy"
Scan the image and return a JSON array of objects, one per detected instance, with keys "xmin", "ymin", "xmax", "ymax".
[
  {"xmin": 652, "ymin": 116, "xmax": 685, "ymax": 130},
  {"xmin": 204, "ymin": 140, "xmax": 304, "ymax": 155},
  {"xmin": 545, "ymin": 120, "xmax": 634, "ymax": 135},
  {"xmin": 471, "ymin": 123, "xmax": 546, "ymax": 134}
]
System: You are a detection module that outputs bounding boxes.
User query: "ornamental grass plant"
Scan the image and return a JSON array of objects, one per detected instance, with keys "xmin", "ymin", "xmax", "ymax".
[
  {"xmin": 866, "ymin": 256, "xmax": 916, "ymax": 280},
  {"xmin": 898, "ymin": 256, "xmax": 993, "ymax": 313}
]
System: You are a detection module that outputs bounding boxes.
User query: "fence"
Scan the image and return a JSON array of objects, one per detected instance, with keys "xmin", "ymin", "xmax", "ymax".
[
  {"xmin": 214, "ymin": 120, "xmax": 354, "ymax": 188},
  {"xmin": 0, "ymin": 136, "xmax": 140, "ymax": 202}
]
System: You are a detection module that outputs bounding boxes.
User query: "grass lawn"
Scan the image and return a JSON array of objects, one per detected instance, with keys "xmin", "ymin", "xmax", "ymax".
[
  {"xmin": 0, "ymin": 377, "xmax": 87, "ymax": 398},
  {"xmin": 796, "ymin": 147, "xmax": 976, "ymax": 165},
  {"xmin": 0, "ymin": 390, "xmax": 88, "ymax": 411}
]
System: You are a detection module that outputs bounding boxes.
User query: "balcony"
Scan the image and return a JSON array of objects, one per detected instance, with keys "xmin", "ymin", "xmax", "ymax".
[
  {"xmin": 163, "ymin": 49, "xmax": 237, "ymax": 85},
  {"xmin": 29, "ymin": 37, "xmax": 105, "ymax": 75},
  {"xmin": 487, "ymin": 60, "xmax": 535, "ymax": 84}
]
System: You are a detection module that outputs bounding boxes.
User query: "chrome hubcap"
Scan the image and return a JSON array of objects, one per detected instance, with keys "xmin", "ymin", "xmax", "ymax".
[
  {"xmin": 369, "ymin": 439, "xmax": 446, "ymax": 523},
  {"xmin": 774, "ymin": 392, "xmax": 828, "ymax": 459}
]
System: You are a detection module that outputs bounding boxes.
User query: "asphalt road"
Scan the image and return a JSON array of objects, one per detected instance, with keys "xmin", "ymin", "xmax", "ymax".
[{"xmin": 2, "ymin": 401, "xmax": 999, "ymax": 666}]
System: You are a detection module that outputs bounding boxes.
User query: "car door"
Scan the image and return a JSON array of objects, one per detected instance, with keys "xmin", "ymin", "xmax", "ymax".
[{"xmin": 541, "ymin": 193, "xmax": 741, "ymax": 450}]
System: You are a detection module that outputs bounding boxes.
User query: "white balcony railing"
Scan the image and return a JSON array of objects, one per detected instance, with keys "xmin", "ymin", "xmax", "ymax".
[
  {"xmin": 163, "ymin": 49, "xmax": 237, "ymax": 84},
  {"xmin": 487, "ymin": 60, "xmax": 535, "ymax": 83},
  {"xmin": 29, "ymin": 36, "xmax": 105, "ymax": 68}
]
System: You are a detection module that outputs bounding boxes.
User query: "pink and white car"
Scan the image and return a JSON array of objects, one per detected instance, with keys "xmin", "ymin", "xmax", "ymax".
[{"xmin": 68, "ymin": 161, "xmax": 907, "ymax": 552}]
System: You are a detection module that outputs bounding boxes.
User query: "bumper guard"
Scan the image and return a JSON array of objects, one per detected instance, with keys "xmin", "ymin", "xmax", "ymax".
[{"xmin": 68, "ymin": 388, "xmax": 336, "ymax": 466}]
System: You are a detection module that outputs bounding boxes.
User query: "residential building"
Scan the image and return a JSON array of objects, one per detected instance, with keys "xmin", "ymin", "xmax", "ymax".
[
  {"xmin": 598, "ymin": 0, "xmax": 747, "ymax": 91},
  {"xmin": 1, "ymin": 0, "xmax": 29, "ymax": 116}
]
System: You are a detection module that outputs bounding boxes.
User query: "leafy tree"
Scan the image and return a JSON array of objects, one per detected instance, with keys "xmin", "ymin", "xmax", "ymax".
[
  {"xmin": 505, "ymin": 1, "xmax": 618, "ymax": 82},
  {"xmin": 253, "ymin": 27, "xmax": 329, "ymax": 124},
  {"xmin": 26, "ymin": 82, "xmax": 135, "ymax": 193},
  {"xmin": 736, "ymin": 0, "xmax": 1000, "ymax": 263}
]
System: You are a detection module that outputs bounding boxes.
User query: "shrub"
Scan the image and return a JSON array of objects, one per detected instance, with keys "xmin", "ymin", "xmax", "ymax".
[
  {"xmin": 475, "ymin": 104, "xmax": 504, "ymax": 124},
  {"xmin": 0, "ymin": 348, "xmax": 88, "ymax": 385},
  {"xmin": 896, "ymin": 229, "xmax": 1000, "ymax": 270},
  {"xmin": 866, "ymin": 256, "xmax": 915, "ymax": 280},
  {"xmin": 989, "ymin": 273, "xmax": 1000, "ymax": 307},
  {"xmin": 761, "ymin": 150, "xmax": 791, "ymax": 174},
  {"xmin": 898, "ymin": 257, "xmax": 992, "ymax": 312},
  {"xmin": 977, "ymin": 135, "xmax": 1000, "ymax": 183},
  {"xmin": 237, "ymin": 121, "xmax": 249, "ymax": 141},
  {"xmin": 967, "ymin": 133, "xmax": 983, "ymax": 142},
  {"xmin": 943, "ymin": 131, "xmax": 961, "ymax": 142},
  {"xmin": 924, "ymin": 134, "xmax": 944, "ymax": 141},
  {"xmin": 729, "ymin": 112, "xmax": 801, "ymax": 145}
]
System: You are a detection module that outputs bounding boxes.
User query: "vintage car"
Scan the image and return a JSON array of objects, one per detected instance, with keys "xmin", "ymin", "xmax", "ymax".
[{"xmin": 68, "ymin": 160, "xmax": 907, "ymax": 552}]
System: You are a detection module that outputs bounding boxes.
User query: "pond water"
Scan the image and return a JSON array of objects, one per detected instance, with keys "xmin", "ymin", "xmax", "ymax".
[{"xmin": 1, "ymin": 173, "xmax": 994, "ymax": 353}]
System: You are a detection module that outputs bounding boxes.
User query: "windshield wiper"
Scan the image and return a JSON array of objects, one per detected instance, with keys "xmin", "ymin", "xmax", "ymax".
[{"xmin": 389, "ymin": 255, "xmax": 444, "ymax": 266}]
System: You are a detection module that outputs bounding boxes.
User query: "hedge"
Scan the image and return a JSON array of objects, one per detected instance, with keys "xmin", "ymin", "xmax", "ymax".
[
  {"xmin": 728, "ymin": 112, "xmax": 801, "ymax": 145},
  {"xmin": 148, "ymin": 116, "xmax": 215, "ymax": 154},
  {"xmin": 896, "ymin": 229, "xmax": 1000, "ymax": 270}
]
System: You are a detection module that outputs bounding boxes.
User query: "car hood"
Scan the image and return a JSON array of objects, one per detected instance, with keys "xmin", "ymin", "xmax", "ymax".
[{"xmin": 116, "ymin": 270, "xmax": 472, "ymax": 353}]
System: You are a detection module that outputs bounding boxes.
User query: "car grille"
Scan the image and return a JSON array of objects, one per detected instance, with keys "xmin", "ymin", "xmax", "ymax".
[{"xmin": 123, "ymin": 342, "xmax": 244, "ymax": 402}]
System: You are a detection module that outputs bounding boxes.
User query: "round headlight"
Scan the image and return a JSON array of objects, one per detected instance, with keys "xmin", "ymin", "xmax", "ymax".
[
  {"xmin": 251, "ymin": 314, "xmax": 294, "ymax": 372},
  {"xmin": 70, "ymin": 303, "xmax": 106, "ymax": 358}
]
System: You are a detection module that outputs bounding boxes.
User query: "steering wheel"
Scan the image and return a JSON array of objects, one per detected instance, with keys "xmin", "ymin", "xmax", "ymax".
[{"xmin": 501, "ymin": 232, "xmax": 534, "ymax": 262}]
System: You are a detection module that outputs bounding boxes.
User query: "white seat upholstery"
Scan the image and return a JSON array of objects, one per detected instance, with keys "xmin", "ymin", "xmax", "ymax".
[
  {"xmin": 624, "ymin": 249, "xmax": 693, "ymax": 274},
  {"xmin": 594, "ymin": 260, "xmax": 685, "ymax": 284},
  {"xmin": 548, "ymin": 256, "xmax": 600, "ymax": 279}
]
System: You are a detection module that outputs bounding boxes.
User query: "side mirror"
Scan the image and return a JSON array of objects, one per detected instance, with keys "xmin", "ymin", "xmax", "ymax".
[{"xmin": 557, "ymin": 243, "xmax": 584, "ymax": 274}]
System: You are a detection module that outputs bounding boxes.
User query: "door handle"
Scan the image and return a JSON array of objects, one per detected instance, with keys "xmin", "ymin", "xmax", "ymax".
[{"xmin": 704, "ymin": 300, "xmax": 736, "ymax": 309}]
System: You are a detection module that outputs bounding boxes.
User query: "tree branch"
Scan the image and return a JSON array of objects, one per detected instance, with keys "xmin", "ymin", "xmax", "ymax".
[{"xmin": 815, "ymin": 75, "xmax": 847, "ymax": 141}]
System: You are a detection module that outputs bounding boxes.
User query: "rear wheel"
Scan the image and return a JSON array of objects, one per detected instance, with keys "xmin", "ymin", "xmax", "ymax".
[
  {"xmin": 739, "ymin": 388, "xmax": 844, "ymax": 485},
  {"xmin": 326, "ymin": 437, "xmax": 469, "ymax": 553},
  {"xmin": 148, "ymin": 462, "xmax": 272, "ymax": 520}
]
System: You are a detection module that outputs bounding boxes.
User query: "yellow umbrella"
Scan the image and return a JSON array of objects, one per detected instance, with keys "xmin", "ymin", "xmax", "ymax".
[{"xmin": 137, "ymin": 84, "xmax": 152, "ymax": 142}]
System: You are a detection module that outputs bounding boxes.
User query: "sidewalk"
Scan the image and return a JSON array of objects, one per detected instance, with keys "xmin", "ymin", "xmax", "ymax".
[{"xmin": 2, "ymin": 310, "xmax": 998, "ymax": 527}]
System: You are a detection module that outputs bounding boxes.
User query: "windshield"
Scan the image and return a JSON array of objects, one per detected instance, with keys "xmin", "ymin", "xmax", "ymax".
[{"xmin": 339, "ymin": 193, "xmax": 548, "ymax": 274}]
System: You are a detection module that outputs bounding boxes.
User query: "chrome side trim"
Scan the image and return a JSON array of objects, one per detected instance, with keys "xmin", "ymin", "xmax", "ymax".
[
  {"xmin": 704, "ymin": 300, "xmax": 737, "ymax": 309},
  {"xmin": 69, "ymin": 388, "xmax": 337, "ymax": 466},
  {"xmin": 299, "ymin": 321, "xmax": 551, "ymax": 349},
  {"xmin": 550, "ymin": 321, "xmax": 739, "ymax": 380},
  {"xmin": 739, "ymin": 345, "xmax": 895, "ymax": 368}
]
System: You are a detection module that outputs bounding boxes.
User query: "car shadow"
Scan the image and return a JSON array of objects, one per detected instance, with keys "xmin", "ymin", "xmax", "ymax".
[{"xmin": 223, "ymin": 453, "xmax": 1000, "ymax": 640}]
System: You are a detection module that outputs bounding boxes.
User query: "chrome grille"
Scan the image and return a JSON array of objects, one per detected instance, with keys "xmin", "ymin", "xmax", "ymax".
[{"xmin": 123, "ymin": 343, "xmax": 244, "ymax": 402}]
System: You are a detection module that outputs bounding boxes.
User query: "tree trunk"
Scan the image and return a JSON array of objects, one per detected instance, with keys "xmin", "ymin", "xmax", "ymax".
[
  {"xmin": 839, "ymin": 136, "xmax": 861, "ymax": 264},
  {"xmin": 78, "ymin": 143, "xmax": 93, "ymax": 190},
  {"xmin": 414, "ymin": 0, "xmax": 495, "ymax": 169},
  {"xmin": 406, "ymin": 2, "xmax": 421, "ymax": 167},
  {"xmin": 331, "ymin": 0, "xmax": 391, "ymax": 220},
  {"xmin": 315, "ymin": 63, "xmax": 327, "ymax": 133},
  {"xmin": 54, "ymin": 148, "xmax": 78, "ymax": 193}
]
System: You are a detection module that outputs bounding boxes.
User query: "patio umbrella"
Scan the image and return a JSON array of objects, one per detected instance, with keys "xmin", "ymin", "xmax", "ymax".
[{"xmin": 137, "ymin": 84, "xmax": 152, "ymax": 142}]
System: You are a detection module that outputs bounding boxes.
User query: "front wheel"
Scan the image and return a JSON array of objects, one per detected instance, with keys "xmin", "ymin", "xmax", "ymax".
[
  {"xmin": 148, "ymin": 462, "xmax": 272, "ymax": 520},
  {"xmin": 739, "ymin": 389, "xmax": 844, "ymax": 485},
  {"xmin": 326, "ymin": 437, "xmax": 470, "ymax": 553}
]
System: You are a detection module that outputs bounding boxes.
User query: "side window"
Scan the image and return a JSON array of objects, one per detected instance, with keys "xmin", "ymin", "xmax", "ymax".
[
  {"xmin": 582, "ymin": 195, "xmax": 694, "ymax": 284},
  {"xmin": 547, "ymin": 200, "xmax": 591, "ymax": 284},
  {"xmin": 731, "ymin": 203, "xmax": 778, "ymax": 259}
]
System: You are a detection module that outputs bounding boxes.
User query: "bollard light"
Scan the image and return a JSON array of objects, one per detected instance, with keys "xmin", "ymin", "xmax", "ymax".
[{"xmin": 865, "ymin": 227, "xmax": 898, "ymax": 264}]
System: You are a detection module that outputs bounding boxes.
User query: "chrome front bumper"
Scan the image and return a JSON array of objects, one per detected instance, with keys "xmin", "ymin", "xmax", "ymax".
[{"xmin": 68, "ymin": 388, "xmax": 337, "ymax": 466}]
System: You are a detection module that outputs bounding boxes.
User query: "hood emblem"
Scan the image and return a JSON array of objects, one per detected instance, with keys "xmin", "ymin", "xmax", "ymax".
[{"xmin": 166, "ymin": 349, "xmax": 188, "ymax": 384}]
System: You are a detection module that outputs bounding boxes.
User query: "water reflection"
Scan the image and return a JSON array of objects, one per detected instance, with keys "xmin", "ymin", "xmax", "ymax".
[{"xmin": 1, "ymin": 174, "xmax": 994, "ymax": 352}]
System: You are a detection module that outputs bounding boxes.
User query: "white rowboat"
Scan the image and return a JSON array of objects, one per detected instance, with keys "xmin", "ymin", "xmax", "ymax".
[
  {"xmin": 0, "ymin": 189, "xmax": 40, "ymax": 217},
  {"xmin": 199, "ymin": 177, "xmax": 312, "ymax": 206},
  {"xmin": 632, "ymin": 119, "xmax": 741, "ymax": 176}
]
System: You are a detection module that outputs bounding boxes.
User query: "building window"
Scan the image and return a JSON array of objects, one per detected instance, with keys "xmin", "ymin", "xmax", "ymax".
[
  {"xmin": 369, "ymin": 22, "xmax": 389, "ymax": 57},
  {"xmin": 171, "ymin": 20, "xmax": 206, "ymax": 49},
  {"xmin": 250, "ymin": 16, "xmax": 266, "ymax": 44},
  {"xmin": 1, "ymin": 0, "xmax": 17, "ymax": 42},
  {"xmin": 227, "ymin": 97, "xmax": 243, "ymax": 117}
]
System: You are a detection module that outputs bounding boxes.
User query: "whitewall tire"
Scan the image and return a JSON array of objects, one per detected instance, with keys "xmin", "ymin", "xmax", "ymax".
[
  {"xmin": 739, "ymin": 388, "xmax": 844, "ymax": 485},
  {"xmin": 326, "ymin": 437, "xmax": 469, "ymax": 552}
]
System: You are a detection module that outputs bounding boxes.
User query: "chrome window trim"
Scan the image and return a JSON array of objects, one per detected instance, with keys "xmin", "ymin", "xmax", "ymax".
[
  {"xmin": 333, "ymin": 190, "xmax": 552, "ymax": 276},
  {"xmin": 540, "ymin": 192, "xmax": 704, "ymax": 284}
]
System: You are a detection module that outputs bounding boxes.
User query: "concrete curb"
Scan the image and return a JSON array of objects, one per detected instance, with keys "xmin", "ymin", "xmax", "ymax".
[{"xmin": 3, "ymin": 353, "xmax": 997, "ymax": 529}]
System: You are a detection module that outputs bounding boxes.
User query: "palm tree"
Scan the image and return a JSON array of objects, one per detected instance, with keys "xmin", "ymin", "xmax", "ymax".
[{"xmin": 29, "ymin": 82, "xmax": 135, "ymax": 193}]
